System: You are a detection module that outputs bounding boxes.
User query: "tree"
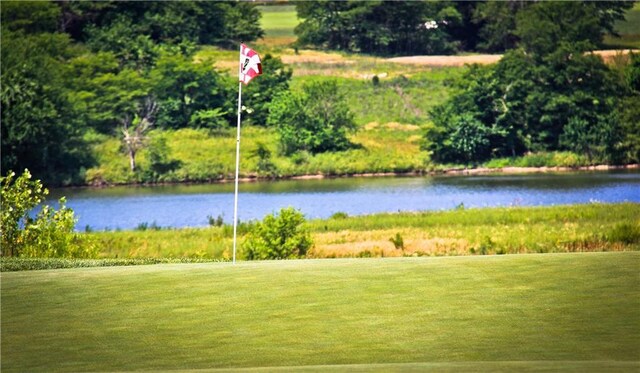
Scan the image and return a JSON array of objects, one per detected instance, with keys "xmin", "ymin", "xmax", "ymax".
[
  {"xmin": 0, "ymin": 0, "xmax": 60, "ymax": 34},
  {"xmin": 68, "ymin": 53, "xmax": 152, "ymax": 134},
  {"xmin": 1, "ymin": 30, "xmax": 93, "ymax": 185},
  {"xmin": 424, "ymin": 0, "xmax": 636, "ymax": 165},
  {"xmin": 516, "ymin": 1, "xmax": 632, "ymax": 58},
  {"xmin": 121, "ymin": 97, "xmax": 159, "ymax": 172},
  {"xmin": 473, "ymin": 1, "xmax": 530, "ymax": 53},
  {"xmin": 244, "ymin": 207, "xmax": 313, "ymax": 260},
  {"xmin": 295, "ymin": 1, "xmax": 460, "ymax": 55},
  {"xmin": 150, "ymin": 53, "xmax": 233, "ymax": 129},
  {"xmin": 62, "ymin": 1, "xmax": 263, "ymax": 50},
  {"xmin": 268, "ymin": 80, "xmax": 357, "ymax": 155},
  {"xmin": 1, "ymin": 170, "xmax": 97, "ymax": 258},
  {"xmin": 242, "ymin": 54, "xmax": 292, "ymax": 126}
]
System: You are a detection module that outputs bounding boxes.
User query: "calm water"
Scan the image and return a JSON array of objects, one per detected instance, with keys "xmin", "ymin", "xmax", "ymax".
[{"xmin": 48, "ymin": 171, "xmax": 640, "ymax": 231}]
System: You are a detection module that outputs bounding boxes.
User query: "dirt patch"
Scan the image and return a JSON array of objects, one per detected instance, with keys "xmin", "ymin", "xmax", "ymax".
[
  {"xmin": 281, "ymin": 50, "xmax": 354, "ymax": 65},
  {"xmin": 386, "ymin": 50, "xmax": 636, "ymax": 66},
  {"xmin": 364, "ymin": 122, "xmax": 420, "ymax": 131},
  {"xmin": 387, "ymin": 54, "xmax": 502, "ymax": 66}
]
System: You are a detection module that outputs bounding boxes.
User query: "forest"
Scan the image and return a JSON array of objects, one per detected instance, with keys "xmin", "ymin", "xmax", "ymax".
[{"xmin": 1, "ymin": 0, "xmax": 639, "ymax": 186}]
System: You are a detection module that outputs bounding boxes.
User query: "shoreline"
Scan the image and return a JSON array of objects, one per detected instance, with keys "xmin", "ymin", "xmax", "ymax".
[{"xmin": 66, "ymin": 163, "xmax": 640, "ymax": 190}]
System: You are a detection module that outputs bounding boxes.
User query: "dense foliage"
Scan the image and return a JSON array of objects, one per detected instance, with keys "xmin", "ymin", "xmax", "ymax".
[
  {"xmin": 268, "ymin": 80, "xmax": 357, "ymax": 155},
  {"xmin": 1, "ymin": 1, "xmax": 638, "ymax": 187},
  {"xmin": 244, "ymin": 207, "xmax": 313, "ymax": 260},
  {"xmin": 1, "ymin": 0, "xmax": 263, "ymax": 185},
  {"xmin": 295, "ymin": 1, "xmax": 633, "ymax": 55},
  {"xmin": 295, "ymin": 1, "xmax": 461, "ymax": 55},
  {"xmin": 425, "ymin": 1, "xmax": 640, "ymax": 165},
  {"xmin": 242, "ymin": 54, "xmax": 293, "ymax": 126},
  {"xmin": 1, "ymin": 170, "xmax": 97, "ymax": 258},
  {"xmin": 1, "ymin": 28, "xmax": 94, "ymax": 185}
]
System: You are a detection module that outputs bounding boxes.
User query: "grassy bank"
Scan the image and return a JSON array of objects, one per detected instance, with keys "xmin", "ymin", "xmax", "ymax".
[
  {"xmin": 2, "ymin": 252, "xmax": 638, "ymax": 372},
  {"xmin": 72, "ymin": 203, "xmax": 639, "ymax": 261}
]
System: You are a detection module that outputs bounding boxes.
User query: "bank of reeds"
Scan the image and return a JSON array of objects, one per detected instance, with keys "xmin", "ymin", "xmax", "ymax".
[{"xmin": 85, "ymin": 203, "xmax": 640, "ymax": 263}]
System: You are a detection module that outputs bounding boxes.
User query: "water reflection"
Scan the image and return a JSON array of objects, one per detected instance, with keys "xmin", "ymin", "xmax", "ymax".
[{"xmin": 48, "ymin": 170, "xmax": 639, "ymax": 230}]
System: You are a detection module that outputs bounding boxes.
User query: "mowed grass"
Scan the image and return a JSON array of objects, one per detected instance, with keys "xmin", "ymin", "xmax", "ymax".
[
  {"xmin": 2, "ymin": 252, "xmax": 639, "ymax": 372},
  {"xmin": 257, "ymin": 5, "xmax": 298, "ymax": 39}
]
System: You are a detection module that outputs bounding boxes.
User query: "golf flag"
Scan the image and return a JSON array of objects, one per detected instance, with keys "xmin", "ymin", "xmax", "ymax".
[
  {"xmin": 239, "ymin": 44, "xmax": 262, "ymax": 85},
  {"xmin": 232, "ymin": 44, "xmax": 262, "ymax": 264}
]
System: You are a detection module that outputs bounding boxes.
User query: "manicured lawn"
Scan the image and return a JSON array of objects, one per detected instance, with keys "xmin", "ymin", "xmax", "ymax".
[
  {"xmin": 258, "ymin": 5, "xmax": 298, "ymax": 38},
  {"xmin": 2, "ymin": 252, "xmax": 639, "ymax": 372}
]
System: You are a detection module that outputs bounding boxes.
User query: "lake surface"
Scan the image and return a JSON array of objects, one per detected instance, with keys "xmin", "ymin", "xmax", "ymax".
[{"xmin": 48, "ymin": 171, "xmax": 640, "ymax": 231}]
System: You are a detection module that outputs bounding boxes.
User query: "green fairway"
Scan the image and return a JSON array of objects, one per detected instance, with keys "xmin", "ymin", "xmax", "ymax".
[
  {"xmin": 2, "ymin": 252, "xmax": 639, "ymax": 372},
  {"xmin": 258, "ymin": 5, "xmax": 298, "ymax": 38}
]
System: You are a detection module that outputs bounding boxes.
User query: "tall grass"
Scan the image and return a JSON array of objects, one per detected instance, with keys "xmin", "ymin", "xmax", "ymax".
[{"xmin": 85, "ymin": 203, "xmax": 639, "ymax": 260}]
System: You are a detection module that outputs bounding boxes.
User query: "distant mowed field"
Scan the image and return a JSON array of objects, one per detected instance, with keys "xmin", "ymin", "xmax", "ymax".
[
  {"xmin": 2, "ymin": 253, "xmax": 639, "ymax": 372},
  {"xmin": 257, "ymin": 5, "xmax": 298, "ymax": 46}
]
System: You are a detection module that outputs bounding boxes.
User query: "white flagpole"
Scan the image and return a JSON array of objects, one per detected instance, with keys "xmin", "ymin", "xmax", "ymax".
[{"xmin": 232, "ymin": 45, "xmax": 243, "ymax": 265}]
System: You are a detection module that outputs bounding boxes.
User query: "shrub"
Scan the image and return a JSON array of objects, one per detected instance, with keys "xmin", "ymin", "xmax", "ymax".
[
  {"xmin": 1, "ymin": 170, "xmax": 97, "ymax": 258},
  {"xmin": 389, "ymin": 232, "xmax": 405, "ymax": 250},
  {"xmin": 267, "ymin": 80, "xmax": 356, "ymax": 155},
  {"xmin": 243, "ymin": 207, "xmax": 313, "ymax": 260},
  {"xmin": 208, "ymin": 214, "xmax": 224, "ymax": 227},
  {"xmin": 330, "ymin": 212, "xmax": 349, "ymax": 219}
]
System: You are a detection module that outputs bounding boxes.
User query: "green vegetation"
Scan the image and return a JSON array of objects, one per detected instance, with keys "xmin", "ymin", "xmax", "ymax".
[
  {"xmin": 4, "ymin": 2, "xmax": 638, "ymax": 187},
  {"xmin": 80, "ymin": 203, "xmax": 640, "ymax": 260},
  {"xmin": 1, "ymin": 1, "xmax": 261, "ymax": 186},
  {"xmin": 604, "ymin": 2, "xmax": 640, "ymax": 49},
  {"xmin": 294, "ymin": 1, "xmax": 632, "ymax": 55},
  {"xmin": 258, "ymin": 5, "xmax": 298, "ymax": 39},
  {"xmin": 269, "ymin": 79, "xmax": 357, "ymax": 155},
  {"xmin": 294, "ymin": 1, "xmax": 461, "ymax": 55},
  {"xmin": 244, "ymin": 207, "xmax": 313, "ymax": 260},
  {"xmin": 426, "ymin": 1, "xmax": 640, "ymax": 166},
  {"xmin": 2, "ymin": 252, "xmax": 638, "ymax": 371},
  {"xmin": 0, "ymin": 170, "xmax": 97, "ymax": 258},
  {"xmin": 0, "ymin": 257, "xmax": 218, "ymax": 272}
]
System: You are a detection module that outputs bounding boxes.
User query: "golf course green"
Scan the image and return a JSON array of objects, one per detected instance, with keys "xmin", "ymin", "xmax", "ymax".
[{"xmin": 2, "ymin": 252, "xmax": 638, "ymax": 372}]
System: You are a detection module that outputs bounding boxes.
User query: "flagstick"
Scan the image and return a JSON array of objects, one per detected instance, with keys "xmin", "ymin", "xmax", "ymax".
[{"xmin": 232, "ymin": 64, "xmax": 243, "ymax": 265}]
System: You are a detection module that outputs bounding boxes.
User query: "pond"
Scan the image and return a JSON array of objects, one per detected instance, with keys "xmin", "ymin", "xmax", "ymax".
[{"xmin": 48, "ymin": 170, "xmax": 640, "ymax": 231}]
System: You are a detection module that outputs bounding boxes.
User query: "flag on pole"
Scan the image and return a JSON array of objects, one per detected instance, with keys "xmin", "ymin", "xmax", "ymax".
[
  {"xmin": 239, "ymin": 44, "xmax": 262, "ymax": 85},
  {"xmin": 232, "ymin": 43, "xmax": 262, "ymax": 264}
]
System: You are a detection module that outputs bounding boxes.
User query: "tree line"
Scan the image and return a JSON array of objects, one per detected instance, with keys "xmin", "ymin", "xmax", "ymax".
[
  {"xmin": 1, "ymin": 1, "xmax": 268, "ymax": 185},
  {"xmin": 294, "ymin": 1, "xmax": 633, "ymax": 55},
  {"xmin": 423, "ymin": 1, "xmax": 639, "ymax": 165},
  {"xmin": 2, "ymin": 1, "xmax": 639, "ymax": 186}
]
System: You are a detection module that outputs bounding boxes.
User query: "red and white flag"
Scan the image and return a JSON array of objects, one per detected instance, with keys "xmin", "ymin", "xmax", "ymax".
[{"xmin": 239, "ymin": 44, "xmax": 262, "ymax": 85}]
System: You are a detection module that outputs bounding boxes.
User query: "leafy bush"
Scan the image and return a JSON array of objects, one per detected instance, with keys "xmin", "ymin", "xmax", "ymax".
[
  {"xmin": 330, "ymin": 212, "xmax": 349, "ymax": 219},
  {"xmin": 1, "ymin": 170, "xmax": 97, "ymax": 258},
  {"xmin": 268, "ymin": 80, "xmax": 356, "ymax": 155},
  {"xmin": 389, "ymin": 233, "xmax": 405, "ymax": 251},
  {"xmin": 243, "ymin": 207, "xmax": 313, "ymax": 260}
]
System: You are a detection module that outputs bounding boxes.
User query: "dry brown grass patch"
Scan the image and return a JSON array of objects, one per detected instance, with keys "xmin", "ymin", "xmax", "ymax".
[{"xmin": 310, "ymin": 229, "xmax": 470, "ymax": 258}]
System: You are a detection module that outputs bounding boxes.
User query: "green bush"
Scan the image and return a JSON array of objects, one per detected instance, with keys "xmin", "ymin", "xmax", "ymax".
[
  {"xmin": 389, "ymin": 232, "xmax": 405, "ymax": 250},
  {"xmin": 1, "ymin": 170, "xmax": 97, "ymax": 258},
  {"xmin": 268, "ymin": 80, "xmax": 356, "ymax": 155},
  {"xmin": 243, "ymin": 207, "xmax": 313, "ymax": 260}
]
